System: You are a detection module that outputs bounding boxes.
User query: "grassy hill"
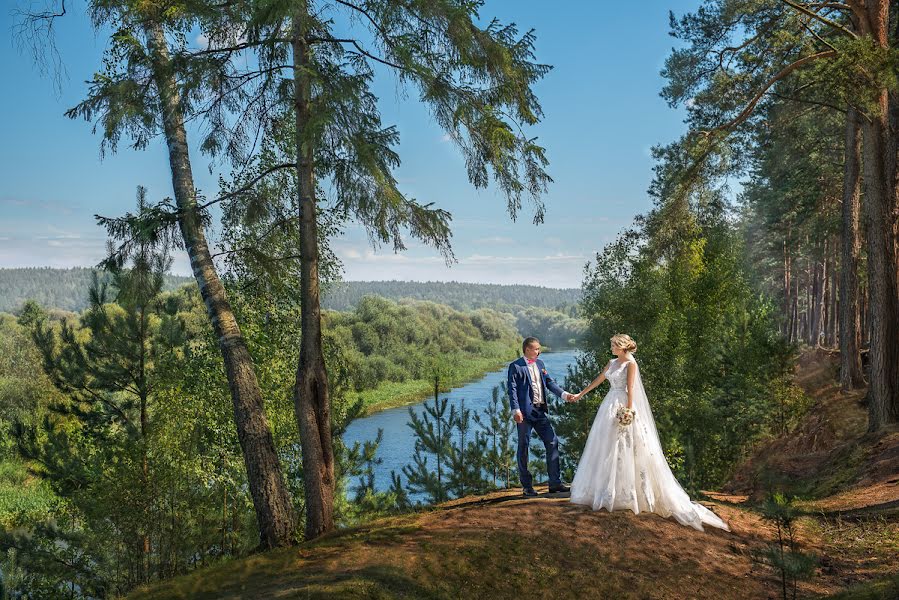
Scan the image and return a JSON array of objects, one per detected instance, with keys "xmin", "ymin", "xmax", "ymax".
[{"xmin": 126, "ymin": 350, "xmax": 899, "ymax": 600}]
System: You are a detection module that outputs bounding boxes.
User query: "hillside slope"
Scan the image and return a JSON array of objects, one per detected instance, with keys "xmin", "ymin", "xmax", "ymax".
[{"xmin": 128, "ymin": 350, "xmax": 899, "ymax": 600}]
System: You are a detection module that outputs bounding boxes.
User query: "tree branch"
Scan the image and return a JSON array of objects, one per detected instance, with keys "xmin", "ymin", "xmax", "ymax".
[
  {"xmin": 199, "ymin": 162, "xmax": 295, "ymax": 210},
  {"xmin": 702, "ymin": 50, "xmax": 837, "ymax": 136},
  {"xmin": 185, "ymin": 38, "xmax": 291, "ymax": 58},
  {"xmin": 769, "ymin": 91, "xmax": 847, "ymax": 113},
  {"xmin": 334, "ymin": 0, "xmax": 392, "ymax": 42},
  {"xmin": 781, "ymin": 0, "xmax": 857, "ymax": 38},
  {"xmin": 307, "ymin": 36, "xmax": 411, "ymax": 72}
]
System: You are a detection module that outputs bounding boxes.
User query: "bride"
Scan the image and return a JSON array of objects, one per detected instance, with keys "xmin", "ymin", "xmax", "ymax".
[{"xmin": 568, "ymin": 334, "xmax": 729, "ymax": 531}]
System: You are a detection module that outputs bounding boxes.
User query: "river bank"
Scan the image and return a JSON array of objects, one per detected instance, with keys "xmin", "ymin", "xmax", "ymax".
[
  {"xmin": 350, "ymin": 347, "xmax": 580, "ymax": 416},
  {"xmin": 343, "ymin": 350, "xmax": 580, "ymax": 494}
]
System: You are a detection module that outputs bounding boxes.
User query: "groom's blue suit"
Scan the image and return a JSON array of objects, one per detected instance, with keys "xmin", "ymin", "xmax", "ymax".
[{"xmin": 507, "ymin": 356, "xmax": 565, "ymax": 489}]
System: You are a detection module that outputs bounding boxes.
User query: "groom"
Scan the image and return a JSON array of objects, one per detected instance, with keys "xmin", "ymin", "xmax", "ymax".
[{"xmin": 508, "ymin": 337, "xmax": 575, "ymax": 496}]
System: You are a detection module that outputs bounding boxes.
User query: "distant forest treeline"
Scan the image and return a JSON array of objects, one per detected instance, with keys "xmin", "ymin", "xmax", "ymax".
[
  {"xmin": 0, "ymin": 268, "xmax": 192, "ymax": 314},
  {"xmin": 0, "ymin": 268, "xmax": 586, "ymax": 347},
  {"xmin": 322, "ymin": 280, "xmax": 581, "ymax": 312},
  {"xmin": 0, "ymin": 268, "xmax": 580, "ymax": 313}
]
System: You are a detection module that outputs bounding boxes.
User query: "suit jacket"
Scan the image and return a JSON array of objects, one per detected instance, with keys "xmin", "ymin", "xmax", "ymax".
[{"xmin": 507, "ymin": 356, "xmax": 565, "ymax": 417}]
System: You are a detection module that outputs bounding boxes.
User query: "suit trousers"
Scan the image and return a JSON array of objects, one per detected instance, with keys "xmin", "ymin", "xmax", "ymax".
[{"xmin": 516, "ymin": 409, "xmax": 561, "ymax": 488}]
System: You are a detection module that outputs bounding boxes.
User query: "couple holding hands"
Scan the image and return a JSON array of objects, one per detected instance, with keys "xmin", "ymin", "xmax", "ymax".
[{"xmin": 507, "ymin": 334, "xmax": 729, "ymax": 531}]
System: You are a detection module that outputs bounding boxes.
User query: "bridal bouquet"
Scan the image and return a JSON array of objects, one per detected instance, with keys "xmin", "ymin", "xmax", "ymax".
[{"xmin": 616, "ymin": 405, "xmax": 636, "ymax": 427}]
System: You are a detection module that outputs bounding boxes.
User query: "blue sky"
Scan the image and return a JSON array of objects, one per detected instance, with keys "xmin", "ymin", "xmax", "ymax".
[{"xmin": 0, "ymin": 1, "xmax": 699, "ymax": 288}]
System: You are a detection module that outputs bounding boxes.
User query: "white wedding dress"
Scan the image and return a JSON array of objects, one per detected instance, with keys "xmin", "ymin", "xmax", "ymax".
[{"xmin": 569, "ymin": 358, "xmax": 729, "ymax": 531}]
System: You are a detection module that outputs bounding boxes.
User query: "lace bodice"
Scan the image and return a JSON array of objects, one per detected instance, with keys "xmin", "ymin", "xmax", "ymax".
[{"xmin": 605, "ymin": 359, "xmax": 631, "ymax": 391}]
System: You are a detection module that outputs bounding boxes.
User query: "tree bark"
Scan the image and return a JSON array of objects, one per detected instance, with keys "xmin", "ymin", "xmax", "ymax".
[
  {"xmin": 860, "ymin": 114, "xmax": 899, "ymax": 429},
  {"xmin": 783, "ymin": 231, "xmax": 792, "ymax": 338},
  {"xmin": 144, "ymin": 21, "xmax": 295, "ymax": 548},
  {"xmin": 840, "ymin": 107, "xmax": 866, "ymax": 390},
  {"xmin": 853, "ymin": 0, "xmax": 899, "ymax": 430},
  {"xmin": 292, "ymin": 13, "xmax": 336, "ymax": 540},
  {"xmin": 812, "ymin": 246, "xmax": 825, "ymax": 346}
]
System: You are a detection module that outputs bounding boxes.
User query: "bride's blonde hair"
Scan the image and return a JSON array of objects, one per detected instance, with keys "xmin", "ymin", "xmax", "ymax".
[{"xmin": 611, "ymin": 333, "xmax": 637, "ymax": 353}]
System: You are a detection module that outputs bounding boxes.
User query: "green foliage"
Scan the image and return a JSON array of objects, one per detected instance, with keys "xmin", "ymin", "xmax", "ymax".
[
  {"xmin": 823, "ymin": 573, "xmax": 899, "ymax": 599},
  {"xmin": 327, "ymin": 296, "xmax": 519, "ymax": 411},
  {"xmin": 444, "ymin": 400, "xmax": 492, "ymax": 498},
  {"xmin": 556, "ymin": 192, "xmax": 799, "ymax": 491},
  {"xmin": 0, "ymin": 462, "xmax": 58, "ymax": 531},
  {"xmin": 322, "ymin": 281, "xmax": 581, "ymax": 313},
  {"xmin": 0, "ymin": 315, "xmax": 60, "ymax": 460},
  {"xmin": 514, "ymin": 307, "xmax": 586, "ymax": 349},
  {"xmin": 1, "ymin": 283, "xmax": 261, "ymax": 596},
  {"xmin": 757, "ymin": 493, "xmax": 817, "ymax": 600},
  {"xmin": 0, "ymin": 266, "xmax": 527, "ymax": 595},
  {"xmin": 401, "ymin": 380, "xmax": 514, "ymax": 505},
  {"xmin": 402, "ymin": 381, "xmax": 453, "ymax": 505},
  {"xmin": 0, "ymin": 267, "xmax": 191, "ymax": 313},
  {"xmin": 0, "ymin": 273, "xmax": 583, "ymax": 349},
  {"xmin": 473, "ymin": 385, "xmax": 517, "ymax": 489}
]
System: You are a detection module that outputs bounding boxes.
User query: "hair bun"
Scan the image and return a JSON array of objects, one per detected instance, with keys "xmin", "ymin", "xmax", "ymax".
[{"xmin": 611, "ymin": 333, "xmax": 637, "ymax": 353}]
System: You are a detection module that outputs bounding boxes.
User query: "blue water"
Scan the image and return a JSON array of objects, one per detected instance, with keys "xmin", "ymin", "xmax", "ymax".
[{"xmin": 342, "ymin": 350, "xmax": 581, "ymax": 493}]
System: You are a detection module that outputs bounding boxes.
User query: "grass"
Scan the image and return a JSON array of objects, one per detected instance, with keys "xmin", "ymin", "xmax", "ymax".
[
  {"xmin": 351, "ymin": 352, "xmax": 517, "ymax": 415},
  {"xmin": 822, "ymin": 574, "xmax": 899, "ymax": 599},
  {"xmin": 0, "ymin": 459, "xmax": 58, "ymax": 528},
  {"xmin": 124, "ymin": 511, "xmax": 656, "ymax": 600}
]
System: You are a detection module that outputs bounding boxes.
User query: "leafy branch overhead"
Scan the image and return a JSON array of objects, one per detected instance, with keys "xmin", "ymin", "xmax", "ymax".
[
  {"xmin": 660, "ymin": 0, "xmax": 899, "ymax": 190},
  {"xmin": 61, "ymin": 0, "xmax": 553, "ymax": 269}
]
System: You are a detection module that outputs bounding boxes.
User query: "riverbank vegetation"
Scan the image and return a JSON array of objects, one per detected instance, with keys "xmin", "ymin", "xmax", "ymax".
[{"xmin": 0, "ymin": 264, "xmax": 524, "ymax": 595}]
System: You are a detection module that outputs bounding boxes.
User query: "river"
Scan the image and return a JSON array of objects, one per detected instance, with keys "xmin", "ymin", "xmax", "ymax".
[{"xmin": 342, "ymin": 349, "xmax": 581, "ymax": 494}]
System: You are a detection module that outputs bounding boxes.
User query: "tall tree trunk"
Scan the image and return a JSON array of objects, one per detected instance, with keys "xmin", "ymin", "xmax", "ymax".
[
  {"xmin": 854, "ymin": 0, "xmax": 899, "ymax": 430},
  {"xmin": 813, "ymin": 245, "xmax": 825, "ymax": 346},
  {"xmin": 861, "ymin": 113, "xmax": 899, "ymax": 429},
  {"xmin": 790, "ymin": 271, "xmax": 800, "ymax": 344},
  {"xmin": 840, "ymin": 107, "xmax": 866, "ymax": 390},
  {"xmin": 292, "ymin": 15, "xmax": 336, "ymax": 540},
  {"xmin": 809, "ymin": 260, "xmax": 816, "ymax": 345},
  {"xmin": 144, "ymin": 21, "xmax": 295, "ymax": 548},
  {"xmin": 830, "ymin": 251, "xmax": 839, "ymax": 346},
  {"xmin": 826, "ymin": 247, "xmax": 833, "ymax": 344},
  {"xmin": 783, "ymin": 230, "xmax": 792, "ymax": 337}
]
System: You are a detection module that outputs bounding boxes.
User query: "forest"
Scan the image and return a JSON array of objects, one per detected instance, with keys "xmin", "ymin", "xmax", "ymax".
[
  {"xmin": 2, "ymin": 0, "xmax": 899, "ymax": 598},
  {"xmin": 0, "ymin": 271, "xmax": 585, "ymax": 349},
  {"xmin": 0, "ymin": 270, "xmax": 580, "ymax": 315}
]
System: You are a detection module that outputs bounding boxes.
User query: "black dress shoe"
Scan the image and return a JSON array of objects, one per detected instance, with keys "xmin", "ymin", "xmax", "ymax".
[
  {"xmin": 522, "ymin": 487, "xmax": 538, "ymax": 497},
  {"xmin": 548, "ymin": 483, "xmax": 570, "ymax": 493}
]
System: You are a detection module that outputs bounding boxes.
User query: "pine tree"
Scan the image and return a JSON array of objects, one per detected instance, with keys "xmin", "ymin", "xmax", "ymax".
[
  {"xmin": 15, "ymin": 213, "xmax": 181, "ymax": 589},
  {"xmin": 473, "ymin": 384, "xmax": 516, "ymax": 488},
  {"xmin": 402, "ymin": 378, "xmax": 452, "ymax": 504},
  {"xmin": 662, "ymin": 0, "xmax": 899, "ymax": 430},
  {"xmin": 445, "ymin": 399, "xmax": 491, "ymax": 498}
]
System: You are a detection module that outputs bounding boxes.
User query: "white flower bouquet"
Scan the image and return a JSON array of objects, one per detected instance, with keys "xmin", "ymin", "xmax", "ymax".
[{"xmin": 616, "ymin": 405, "xmax": 636, "ymax": 427}]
